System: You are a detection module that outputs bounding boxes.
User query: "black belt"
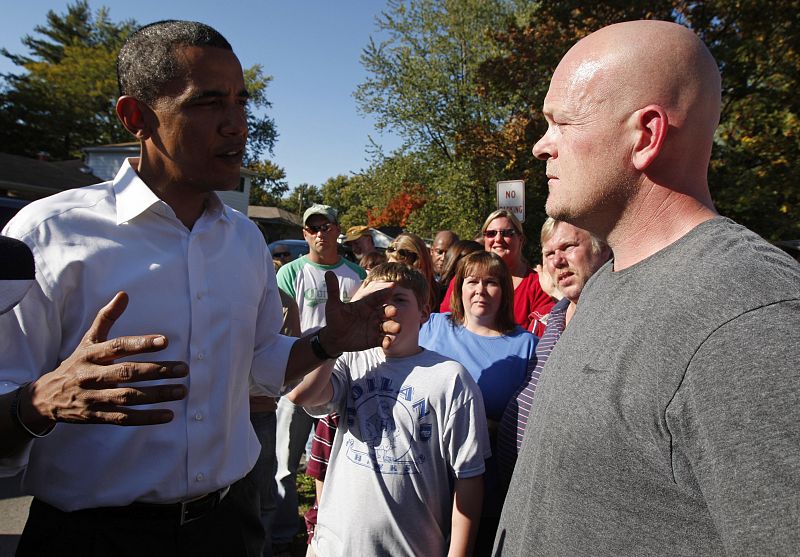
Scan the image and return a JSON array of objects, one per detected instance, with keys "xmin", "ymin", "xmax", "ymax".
[{"xmin": 35, "ymin": 485, "xmax": 231, "ymax": 526}]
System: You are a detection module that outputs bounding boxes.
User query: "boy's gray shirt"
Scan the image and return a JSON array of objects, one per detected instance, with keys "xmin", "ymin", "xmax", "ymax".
[
  {"xmin": 306, "ymin": 347, "xmax": 491, "ymax": 557},
  {"xmin": 496, "ymin": 217, "xmax": 800, "ymax": 556}
]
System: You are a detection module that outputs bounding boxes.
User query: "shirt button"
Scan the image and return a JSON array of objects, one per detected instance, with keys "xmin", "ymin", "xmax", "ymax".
[
  {"xmin": 197, "ymin": 352, "xmax": 205, "ymax": 360},
  {"xmin": 196, "ymin": 292, "xmax": 204, "ymax": 300},
  {"xmin": 194, "ymin": 412, "xmax": 203, "ymax": 421},
  {"xmin": 196, "ymin": 473, "xmax": 204, "ymax": 482}
]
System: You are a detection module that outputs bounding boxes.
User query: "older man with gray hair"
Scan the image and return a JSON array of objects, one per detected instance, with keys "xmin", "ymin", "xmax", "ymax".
[{"xmin": 496, "ymin": 218, "xmax": 609, "ymax": 487}]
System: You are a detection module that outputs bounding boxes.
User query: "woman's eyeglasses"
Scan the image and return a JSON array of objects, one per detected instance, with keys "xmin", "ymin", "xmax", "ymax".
[
  {"xmin": 305, "ymin": 223, "xmax": 334, "ymax": 234},
  {"xmin": 483, "ymin": 228, "xmax": 518, "ymax": 239},
  {"xmin": 272, "ymin": 252, "xmax": 292, "ymax": 259},
  {"xmin": 386, "ymin": 246, "xmax": 418, "ymax": 263}
]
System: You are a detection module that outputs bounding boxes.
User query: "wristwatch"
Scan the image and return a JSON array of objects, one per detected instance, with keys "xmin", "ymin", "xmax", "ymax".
[{"xmin": 310, "ymin": 330, "xmax": 342, "ymax": 361}]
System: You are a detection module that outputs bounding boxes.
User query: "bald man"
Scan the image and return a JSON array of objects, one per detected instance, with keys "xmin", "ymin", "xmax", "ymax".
[{"xmin": 495, "ymin": 20, "xmax": 800, "ymax": 556}]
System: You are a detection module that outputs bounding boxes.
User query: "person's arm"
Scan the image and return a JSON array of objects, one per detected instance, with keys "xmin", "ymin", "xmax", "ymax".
[
  {"xmin": 286, "ymin": 359, "xmax": 335, "ymax": 407},
  {"xmin": 448, "ymin": 475, "xmax": 483, "ymax": 557},
  {"xmin": 283, "ymin": 274, "xmax": 398, "ymax": 385},
  {"xmin": 0, "ymin": 291, "xmax": 188, "ymax": 457},
  {"xmin": 671, "ymin": 301, "xmax": 800, "ymax": 552}
]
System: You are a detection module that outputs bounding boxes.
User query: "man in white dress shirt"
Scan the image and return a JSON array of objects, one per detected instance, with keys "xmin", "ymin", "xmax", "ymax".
[{"xmin": 0, "ymin": 20, "xmax": 397, "ymax": 557}]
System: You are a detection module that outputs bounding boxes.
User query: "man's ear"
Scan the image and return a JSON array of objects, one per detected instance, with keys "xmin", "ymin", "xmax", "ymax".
[
  {"xmin": 115, "ymin": 96, "xmax": 154, "ymax": 141},
  {"xmin": 631, "ymin": 104, "xmax": 668, "ymax": 171}
]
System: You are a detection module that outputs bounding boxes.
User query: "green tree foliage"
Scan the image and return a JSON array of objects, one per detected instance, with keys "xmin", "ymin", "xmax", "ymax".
[
  {"xmin": 242, "ymin": 65, "xmax": 279, "ymax": 165},
  {"xmin": 0, "ymin": 1, "xmax": 136, "ymax": 159},
  {"xmin": 248, "ymin": 159, "xmax": 289, "ymax": 207},
  {"xmin": 282, "ymin": 183, "xmax": 323, "ymax": 216},
  {"xmin": 1, "ymin": 1, "xmax": 280, "ymax": 171}
]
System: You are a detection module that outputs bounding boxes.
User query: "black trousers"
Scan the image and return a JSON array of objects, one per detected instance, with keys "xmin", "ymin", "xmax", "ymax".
[{"xmin": 16, "ymin": 474, "xmax": 264, "ymax": 557}]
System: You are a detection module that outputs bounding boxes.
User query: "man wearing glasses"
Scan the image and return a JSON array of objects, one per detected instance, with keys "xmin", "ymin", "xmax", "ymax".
[
  {"xmin": 271, "ymin": 248, "xmax": 294, "ymax": 264},
  {"xmin": 272, "ymin": 204, "xmax": 366, "ymax": 553}
]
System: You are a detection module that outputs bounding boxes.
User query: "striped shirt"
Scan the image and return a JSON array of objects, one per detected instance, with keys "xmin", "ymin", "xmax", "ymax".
[{"xmin": 496, "ymin": 297, "xmax": 570, "ymax": 486}]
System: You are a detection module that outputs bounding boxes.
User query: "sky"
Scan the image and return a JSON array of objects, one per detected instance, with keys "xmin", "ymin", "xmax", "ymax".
[{"xmin": 0, "ymin": 0, "xmax": 403, "ymax": 191}]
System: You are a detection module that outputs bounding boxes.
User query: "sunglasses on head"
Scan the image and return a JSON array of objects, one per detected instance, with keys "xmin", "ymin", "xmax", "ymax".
[
  {"xmin": 484, "ymin": 228, "xmax": 517, "ymax": 239},
  {"xmin": 305, "ymin": 223, "xmax": 334, "ymax": 234},
  {"xmin": 386, "ymin": 246, "xmax": 418, "ymax": 263},
  {"xmin": 273, "ymin": 252, "xmax": 291, "ymax": 259}
]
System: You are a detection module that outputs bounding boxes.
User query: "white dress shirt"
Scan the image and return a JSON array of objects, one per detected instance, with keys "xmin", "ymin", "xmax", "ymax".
[{"xmin": 0, "ymin": 159, "xmax": 296, "ymax": 510}]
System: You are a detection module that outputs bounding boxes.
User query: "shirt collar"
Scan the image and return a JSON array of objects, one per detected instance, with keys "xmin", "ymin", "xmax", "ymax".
[{"xmin": 113, "ymin": 158, "xmax": 231, "ymax": 226}]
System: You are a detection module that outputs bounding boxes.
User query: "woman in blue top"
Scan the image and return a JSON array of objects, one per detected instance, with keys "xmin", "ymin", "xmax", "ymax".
[{"xmin": 419, "ymin": 250, "xmax": 537, "ymax": 555}]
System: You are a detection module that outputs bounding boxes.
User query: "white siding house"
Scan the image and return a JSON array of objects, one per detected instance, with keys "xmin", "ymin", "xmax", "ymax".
[{"xmin": 83, "ymin": 142, "xmax": 253, "ymax": 214}]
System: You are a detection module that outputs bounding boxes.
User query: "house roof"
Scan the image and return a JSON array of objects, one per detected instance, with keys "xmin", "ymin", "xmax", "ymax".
[
  {"xmin": 0, "ymin": 153, "xmax": 101, "ymax": 199},
  {"xmin": 82, "ymin": 142, "xmax": 140, "ymax": 153},
  {"xmin": 247, "ymin": 205, "xmax": 302, "ymax": 227}
]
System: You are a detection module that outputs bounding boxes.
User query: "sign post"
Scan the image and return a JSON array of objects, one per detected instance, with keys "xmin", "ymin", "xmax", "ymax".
[{"xmin": 496, "ymin": 180, "xmax": 525, "ymax": 223}]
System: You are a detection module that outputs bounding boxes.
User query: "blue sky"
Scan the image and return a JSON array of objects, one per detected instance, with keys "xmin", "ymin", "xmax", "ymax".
[{"xmin": 0, "ymin": 0, "xmax": 403, "ymax": 191}]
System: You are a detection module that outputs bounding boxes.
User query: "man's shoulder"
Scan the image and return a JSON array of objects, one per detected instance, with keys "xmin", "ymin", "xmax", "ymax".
[
  {"xmin": 336, "ymin": 257, "xmax": 367, "ymax": 279},
  {"xmin": 3, "ymin": 181, "xmax": 112, "ymax": 238},
  {"xmin": 277, "ymin": 256, "xmax": 308, "ymax": 278},
  {"xmin": 674, "ymin": 218, "xmax": 799, "ymax": 299}
]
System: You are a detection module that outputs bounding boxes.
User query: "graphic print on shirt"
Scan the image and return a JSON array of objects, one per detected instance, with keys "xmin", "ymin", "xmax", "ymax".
[
  {"xmin": 303, "ymin": 284, "xmax": 355, "ymax": 308},
  {"xmin": 345, "ymin": 376, "xmax": 430, "ymax": 475}
]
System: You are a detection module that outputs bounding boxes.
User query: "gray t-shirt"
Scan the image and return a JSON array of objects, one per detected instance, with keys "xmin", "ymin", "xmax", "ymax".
[
  {"xmin": 306, "ymin": 347, "xmax": 491, "ymax": 557},
  {"xmin": 496, "ymin": 217, "xmax": 800, "ymax": 556}
]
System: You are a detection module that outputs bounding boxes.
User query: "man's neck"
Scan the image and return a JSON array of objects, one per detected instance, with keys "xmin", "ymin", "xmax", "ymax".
[
  {"xmin": 134, "ymin": 158, "xmax": 210, "ymax": 230},
  {"xmin": 307, "ymin": 252, "xmax": 340, "ymax": 266},
  {"xmin": 565, "ymin": 300, "xmax": 577, "ymax": 326},
  {"xmin": 607, "ymin": 188, "xmax": 717, "ymax": 271}
]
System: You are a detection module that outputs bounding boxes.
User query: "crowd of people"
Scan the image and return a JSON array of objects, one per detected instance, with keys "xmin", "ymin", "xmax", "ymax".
[{"xmin": 0, "ymin": 15, "xmax": 797, "ymax": 557}]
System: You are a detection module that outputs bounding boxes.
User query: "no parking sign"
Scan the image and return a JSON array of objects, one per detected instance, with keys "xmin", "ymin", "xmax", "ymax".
[{"xmin": 496, "ymin": 180, "xmax": 525, "ymax": 222}]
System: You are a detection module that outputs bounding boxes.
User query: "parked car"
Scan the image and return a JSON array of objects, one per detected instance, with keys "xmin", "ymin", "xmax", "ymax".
[
  {"xmin": 268, "ymin": 239, "xmax": 309, "ymax": 263},
  {"xmin": 0, "ymin": 197, "xmax": 30, "ymax": 230}
]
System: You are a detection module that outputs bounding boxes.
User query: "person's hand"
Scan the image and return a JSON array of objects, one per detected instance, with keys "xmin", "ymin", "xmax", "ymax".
[
  {"xmin": 320, "ymin": 272, "xmax": 400, "ymax": 353},
  {"xmin": 535, "ymin": 263, "xmax": 563, "ymax": 300},
  {"xmin": 19, "ymin": 291, "xmax": 189, "ymax": 430}
]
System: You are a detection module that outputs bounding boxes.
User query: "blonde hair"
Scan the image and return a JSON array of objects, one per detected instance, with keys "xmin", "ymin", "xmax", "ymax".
[{"xmin": 388, "ymin": 233, "xmax": 436, "ymax": 306}]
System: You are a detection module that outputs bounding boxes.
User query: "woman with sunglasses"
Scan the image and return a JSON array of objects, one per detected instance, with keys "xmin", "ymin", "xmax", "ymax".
[
  {"xmin": 480, "ymin": 209, "xmax": 555, "ymax": 331},
  {"xmin": 386, "ymin": 232, "xmax": 438, "ymax": 307},
  {"xmin": 419, "ymin": 250, "xmax": 537, "ymax": 556}
]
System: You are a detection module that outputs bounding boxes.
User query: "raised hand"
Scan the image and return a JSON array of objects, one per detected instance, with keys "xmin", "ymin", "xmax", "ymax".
[
  {"xmin": 19, "ymin": 291, "xmax": 189, "ymax": 431},
  {"xmin": 320, "ymin": 272, "xmax": 400, "ymax": 354}
]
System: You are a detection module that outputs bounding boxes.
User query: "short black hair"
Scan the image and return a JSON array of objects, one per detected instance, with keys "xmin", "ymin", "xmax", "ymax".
[{"xmin": 117, "ymin": 20, "xmax": 233, "ymax": 105}]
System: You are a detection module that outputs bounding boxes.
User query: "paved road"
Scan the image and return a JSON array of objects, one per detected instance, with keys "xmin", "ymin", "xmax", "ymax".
[{"xmin": 0, "ymin": 473, "xmax": 28, "ymax": 557}]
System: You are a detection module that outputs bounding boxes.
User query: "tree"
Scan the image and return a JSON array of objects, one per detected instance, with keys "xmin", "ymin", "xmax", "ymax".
[
  {"xmin": 242, "ymin": 65, "xmax": 278, "ymax": 165},
  {"xmin": 0, "ymin": 1, "xmax": 136, "ymax": 159},
  {"xmin": 1, "ymin": 2, "xmax": 280, "ymax": 168},
  {"xmin": 356, "ymin": 0, "xmax": 515, "ymax": 161},
  {"xmin": 248, "ymin": 159, "xmax": 289, "ymax": 206},
  {"xmin": 282, "ymin": 184, "xmax": 323, "ymax": 216}
]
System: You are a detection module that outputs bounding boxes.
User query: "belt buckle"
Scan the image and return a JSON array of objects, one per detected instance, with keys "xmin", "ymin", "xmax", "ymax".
[{"xmin": 179, "ymin": 486, "xmax": 230, "ymax": 526}]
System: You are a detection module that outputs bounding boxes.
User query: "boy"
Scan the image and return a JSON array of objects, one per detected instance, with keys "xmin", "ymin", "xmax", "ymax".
[{"xmin": 288, "ymin": 263, "xmax": 490, "ymax": 557}]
